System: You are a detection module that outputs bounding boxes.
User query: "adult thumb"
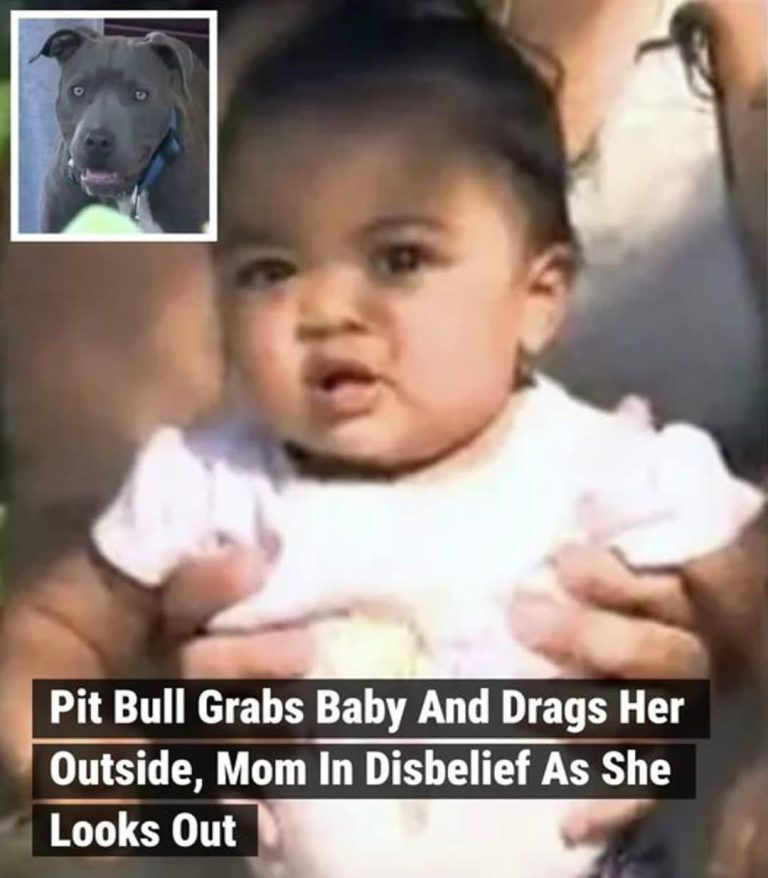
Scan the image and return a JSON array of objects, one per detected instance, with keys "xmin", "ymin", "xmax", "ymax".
[{"xmin": 162, "ymin": 537, "xmax": 275, "ymax": 639}]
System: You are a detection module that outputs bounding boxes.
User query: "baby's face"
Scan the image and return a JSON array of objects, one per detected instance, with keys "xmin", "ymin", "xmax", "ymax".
[{"xmin": 217, "ymin": 106, "xmax": 565, "ymax": 470}]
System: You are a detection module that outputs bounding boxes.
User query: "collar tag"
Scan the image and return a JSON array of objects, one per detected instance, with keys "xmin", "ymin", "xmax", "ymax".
[{"xmin": 130, "ymin": 186, "xmax": 140, "ymax": 222}]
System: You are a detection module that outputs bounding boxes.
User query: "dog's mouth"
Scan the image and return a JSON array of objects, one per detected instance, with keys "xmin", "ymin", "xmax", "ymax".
[
  {"xmin": 80, "ymin": 168, "xmax": 131, "ymax": 197},
  {"xmin": 71, "ymin": 164, "xmax": 135, "ymax": 198}
]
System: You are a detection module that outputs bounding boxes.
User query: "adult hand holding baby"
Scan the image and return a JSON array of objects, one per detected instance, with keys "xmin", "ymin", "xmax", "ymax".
[
  {"xmin": 513, "ymin": 529, "xmax": 766, "ymax": 688},
  {"xmin": 164, "ymin": 544, "xmax": 715, "ymax": 684},
  {"xmin": 508, "ymin": 545, "xmax": 706, "ymax": 849},
  {"xmin": 510, "ymin": 528, "xmax": 767, "ymax": 857},
  {"xmin": 167, "ymin": 515, "xmax": 765, "ymax": 688},
  {"xmin": 163, "ymin": 542, "xmax": 315, "ymax": 680},
  {"xmin": 162, "ymin": 539, "xmax": 741, "ymax": 850}
]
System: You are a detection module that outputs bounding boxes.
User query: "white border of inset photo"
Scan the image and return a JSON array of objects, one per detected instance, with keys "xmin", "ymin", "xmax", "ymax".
[{"xmin": 10, "ymin": 9, "xmax": 218, "ymax": 242}]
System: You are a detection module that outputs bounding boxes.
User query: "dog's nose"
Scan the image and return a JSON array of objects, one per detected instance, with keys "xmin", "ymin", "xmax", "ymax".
[{"xmin": 83, "ymin": 128, "xmax": 114, "ymax": 160}]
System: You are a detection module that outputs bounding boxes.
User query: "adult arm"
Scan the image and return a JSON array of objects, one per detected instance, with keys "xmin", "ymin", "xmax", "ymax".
[{"xmin": 0, "ymin": 548, "xmax": 160, "ymax": 788}]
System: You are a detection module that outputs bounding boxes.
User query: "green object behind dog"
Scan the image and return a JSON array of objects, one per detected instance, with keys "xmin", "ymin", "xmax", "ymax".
[{"xmin": 62, "ymin": 204, "xmax": 140, "ymax": 234}]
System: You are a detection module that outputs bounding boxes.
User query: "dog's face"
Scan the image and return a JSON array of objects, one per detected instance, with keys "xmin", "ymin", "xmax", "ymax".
[{"xmin": 33, "ymin": 28, "xmax": 191, "ymax": 198}]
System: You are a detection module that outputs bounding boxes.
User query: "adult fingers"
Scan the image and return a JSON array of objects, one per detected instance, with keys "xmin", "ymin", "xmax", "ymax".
[
  {"xmin": 508, "ymin": 592, "xmax": 710, "ymax": 678},
  {"xmin": 554, "ymin": 545, "xmax": 695, "ymax": 630},
  {"xmin": 163, "ymin": 542, "xmax": 265, "ymax": 639},
  {"xmin": 178, "ymin": 626, "xmax": 315, "ymax": 680},
  {"xmin": 561, "ymin": 797, "xmax": 655, "ymax": 847},
  {"xmin": 682, "ymin": 513, "xmax": 768, "ymax": 689}
]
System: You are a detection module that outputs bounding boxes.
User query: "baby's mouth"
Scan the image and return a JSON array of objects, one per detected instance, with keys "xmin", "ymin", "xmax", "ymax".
[{"xmin": 304, "ymin": 358, "xmax": 383, "ymax": 417}]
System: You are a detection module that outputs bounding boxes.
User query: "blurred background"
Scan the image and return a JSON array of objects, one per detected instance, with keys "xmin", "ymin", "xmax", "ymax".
[{"xmin": 0, "ymin": 3, "xmax": 234, "ymax": 876}]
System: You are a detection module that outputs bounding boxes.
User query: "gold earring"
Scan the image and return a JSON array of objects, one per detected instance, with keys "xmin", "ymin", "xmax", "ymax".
[{"xmin": 513, "ymin": 346, "xmax": 536, "ymax": 389}]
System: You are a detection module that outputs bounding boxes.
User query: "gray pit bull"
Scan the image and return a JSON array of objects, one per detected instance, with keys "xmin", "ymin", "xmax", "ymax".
[{"xmin": 31, "ymin": 27, "xmax": 209, "ymax": 233}]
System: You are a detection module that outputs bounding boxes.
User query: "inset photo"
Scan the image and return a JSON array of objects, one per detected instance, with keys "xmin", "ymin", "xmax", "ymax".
[{"xmin": 10, "ymin": 9, "xmax": 216, "ymax": 240}]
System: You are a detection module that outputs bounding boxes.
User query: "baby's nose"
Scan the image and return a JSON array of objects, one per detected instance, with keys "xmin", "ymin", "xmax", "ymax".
[{"xmin": 297, "ymin": 268, "xmax": 369, "ymax": 339}]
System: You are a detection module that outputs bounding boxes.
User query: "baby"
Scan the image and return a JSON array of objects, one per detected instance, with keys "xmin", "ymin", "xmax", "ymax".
[{"xmin": 0, "ymin": 2, "xmax": 763, "ymax": 878}]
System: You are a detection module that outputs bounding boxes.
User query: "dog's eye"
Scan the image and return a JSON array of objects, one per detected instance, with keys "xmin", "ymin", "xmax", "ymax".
[
  {"xmin": 70, "ymin": 85, "xmax": 85, "ymax": 98},
  {"xmin": 134, "ymin": 89, "xmax": 149, "ymax": 102}
]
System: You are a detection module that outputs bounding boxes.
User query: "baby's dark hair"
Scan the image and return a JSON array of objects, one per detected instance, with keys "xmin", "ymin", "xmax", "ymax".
[{"xmin": 221, "ymin": 0, "xmax": 576, "ymax": 251}]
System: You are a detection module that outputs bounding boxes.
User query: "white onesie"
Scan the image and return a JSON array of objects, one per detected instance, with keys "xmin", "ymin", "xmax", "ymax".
[{"xmin": 93, "ymin": 376, "xmax": 763, "ymax": 878}]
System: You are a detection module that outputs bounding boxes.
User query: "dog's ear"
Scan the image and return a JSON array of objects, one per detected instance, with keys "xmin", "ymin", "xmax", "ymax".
[
  {"xmin": 29, "ymin": 27, "xmax": 99, "ymax": 64},
  {"xmin": 145, "ymin": 32, "xmax": 195, "ymax": 101}
]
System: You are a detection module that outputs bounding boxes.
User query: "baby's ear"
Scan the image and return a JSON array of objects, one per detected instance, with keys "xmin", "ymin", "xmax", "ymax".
[{"xmin": 519, "ymin": 243, "xmax": 576, "ymax": 354}]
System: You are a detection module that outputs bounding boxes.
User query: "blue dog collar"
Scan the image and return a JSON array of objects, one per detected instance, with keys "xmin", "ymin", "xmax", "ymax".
[{"xmin": 130, "ymin": 106, "xmax": 183, "ymax": 219}]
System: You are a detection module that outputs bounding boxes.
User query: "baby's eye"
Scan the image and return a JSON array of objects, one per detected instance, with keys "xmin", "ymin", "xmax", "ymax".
[
  {"xmin": 235, "ymin": 257, "xmax": 296, "ymax": 291},
  {"xmin": 371, "ymin": 243, "xmax": 433, "ymax": 280}
]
